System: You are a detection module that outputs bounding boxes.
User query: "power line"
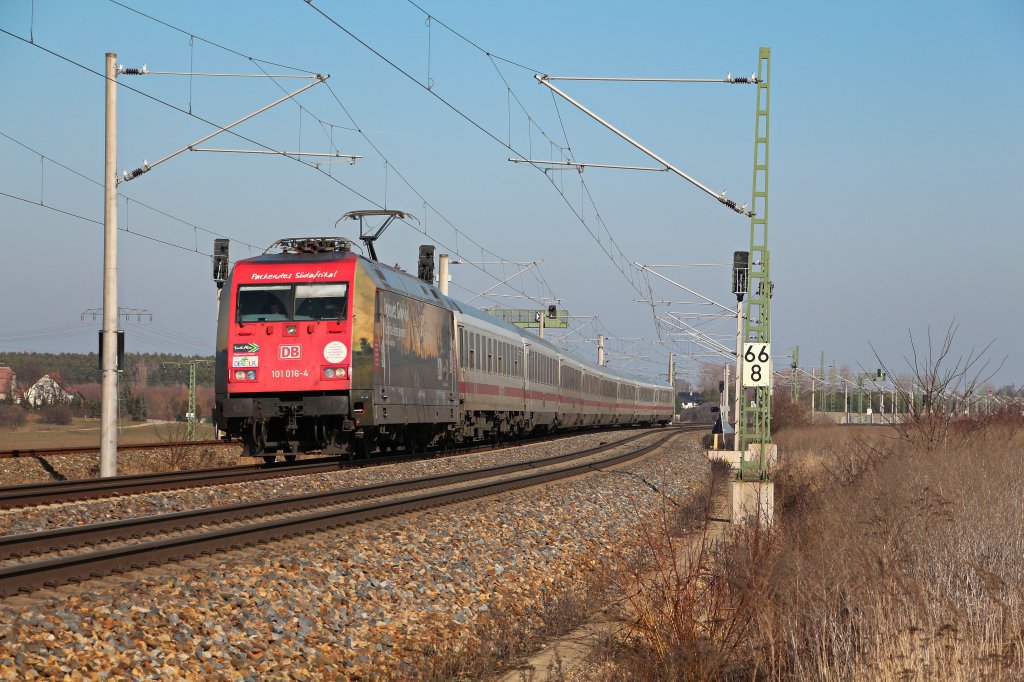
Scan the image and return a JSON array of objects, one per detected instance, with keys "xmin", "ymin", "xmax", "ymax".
[
  {"xmin": 7, "ymin": 13, "xmax": 557, "ymax": 309},
  {"xmin": 3, "ymin": 8, "xmax": 669, "ymax": 373},
  {"xmin": 402, "ymin": 2, "xmax": 656, "ymax": 298},
  {"xmin": 106, "ymin": 1, "xmax": 647, "ymax": 328},
  {"xmin": 106, "ymin": 0, "xmax": 318, "ymax": 75},
  {"xmin": 404, "ymin": 0, "xmax": 543, "ymax": 74},
  {"xmin": 0, "ymin": 26, "xmax": 380, "ymax": 213},
  {"xmin": 101, "ymin": 0, "xmax": 556, "ymax": 297},
  {"xmin": 1, "ymin": 128, "xmax": 267, "ymax": 254},
  {"xmin": 302, "ymin": 1, "xmax": 654, "ymax": 300}
]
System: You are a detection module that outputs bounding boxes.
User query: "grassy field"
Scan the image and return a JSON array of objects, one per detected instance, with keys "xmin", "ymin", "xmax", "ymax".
[{"xmin": 0, "ymin": 418, "xmax": 218, "ymax": 450}]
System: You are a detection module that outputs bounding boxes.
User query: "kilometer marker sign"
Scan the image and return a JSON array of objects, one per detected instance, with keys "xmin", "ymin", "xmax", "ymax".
[{"xmin": 742, "ymin": 343, "xmax": 771, "ymax": 387}]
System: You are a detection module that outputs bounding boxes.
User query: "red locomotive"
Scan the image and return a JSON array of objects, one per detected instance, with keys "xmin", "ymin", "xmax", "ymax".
[{"xmin": 214, "ymin": 217, "xmax": 673, "ymax": 460}]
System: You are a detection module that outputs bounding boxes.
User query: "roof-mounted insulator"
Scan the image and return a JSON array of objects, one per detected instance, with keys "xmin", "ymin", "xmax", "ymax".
[{"xmin": 265, "ymin": 237, "xmax": 354, "ymax": 255}]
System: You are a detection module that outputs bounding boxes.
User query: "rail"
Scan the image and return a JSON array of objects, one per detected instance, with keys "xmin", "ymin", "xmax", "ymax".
[
  {"xmin": 0, "ymin": 430, "xmax": 688, "ymax": 596},
  {"xmin": 0, "ymin": 425, "xmax": 704, "ymax": 510},
  {"xmin": 0, "ymin": 440, "xmax": 226, "ymax": 459}
]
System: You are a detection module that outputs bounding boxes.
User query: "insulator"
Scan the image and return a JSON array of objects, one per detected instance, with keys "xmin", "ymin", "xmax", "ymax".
[
  {"xmin": 127, "ymin": 167, "xmax": 146, "ymax": 180},
  {"xmin": 121, "ymin": 68, "xmax": 144, "ymax": 76},
  {"xmin": 719, "ymin": 196, "xmax": 742, "ymax": 212}
]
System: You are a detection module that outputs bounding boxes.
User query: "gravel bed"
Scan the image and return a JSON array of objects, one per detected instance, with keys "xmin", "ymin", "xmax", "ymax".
[
  {"xmin": 0, "ymin": 432, "xmax": 708, "ymax": 680},
  {"xmin": 0, "ymin": 444, "xmax": 245, "ymax": 488},
  {"xmin": 0, "ymin": 434, "xmax": 669, "ymax": 568},
  {"xmin": 0, "ymin": 430, "xmax": 653, "ymax": 538}
]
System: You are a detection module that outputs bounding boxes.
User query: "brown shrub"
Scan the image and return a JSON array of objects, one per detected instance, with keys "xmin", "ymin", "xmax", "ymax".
[
  {"xmin": 0, "ymin": 405, "xmax": 27, "ymax": 430},
  {"xmin": 770, "ymin": 394, "xmax": 812, "ymax": 434},
  {"xmin": 38, "ymin": 404, "xmax": 73, "ymax": 425}
]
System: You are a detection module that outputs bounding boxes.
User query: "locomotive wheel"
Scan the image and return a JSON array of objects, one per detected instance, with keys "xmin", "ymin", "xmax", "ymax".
[
  {"xmin": 356, "ymin": 434, "xmax": 375, "ymax": 459},
  {"xmin": 248, "ymin": 420, "xmax": 268, "ymax": 457}
]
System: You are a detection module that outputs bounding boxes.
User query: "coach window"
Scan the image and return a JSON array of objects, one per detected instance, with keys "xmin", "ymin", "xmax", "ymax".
[
  {"xmin": 294, "ymin": 283, "xmax": 348, "ymax": 321},
  {"xmin": 487, "ymin": 338, "xmax": 493, "ymax": 374},
  {"xmin": 238, "ymin": 285, "xmax": 292, "ymax": 322},
  {"xmin": 458, "ymin": 328, "xmax": 465, "ymax": 366}
]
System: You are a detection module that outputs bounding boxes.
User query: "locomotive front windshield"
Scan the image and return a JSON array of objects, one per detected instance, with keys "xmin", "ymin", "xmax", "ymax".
[{"xmin": 237, "ymin": 283, "xmax": 348, "ymax": 322}]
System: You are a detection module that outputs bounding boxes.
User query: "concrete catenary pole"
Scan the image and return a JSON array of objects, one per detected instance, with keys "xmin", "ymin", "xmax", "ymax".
[
  {"xmin": 811, "ymin": 369, "xmax": 816, "ymax": 415},
  {"xmin": 733, "ymin": 297, "xmax": 743, "ymax": 440},
  {"xmin": 100, "ymin": 52, "xmax": 119, "ymax": 477},
  {"xmin": 723, "ymin": 363, "xmax": 730, "ymax": 422},
  {"xmin": 845, "ymin": 383, "xmax": 849, "ymax": 424},
  {"xmin": 438, "ymin": 254, "xmax": 449, "ymax": 296},
  {"xmin": 597, "ymin": 334, "xmax": 605, "ymax": 366}
]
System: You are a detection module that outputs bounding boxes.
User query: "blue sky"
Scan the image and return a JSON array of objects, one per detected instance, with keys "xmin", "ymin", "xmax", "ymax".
[{"xmin": 1, "ymin": 0, "xmax": 1021, "ymax": 388}]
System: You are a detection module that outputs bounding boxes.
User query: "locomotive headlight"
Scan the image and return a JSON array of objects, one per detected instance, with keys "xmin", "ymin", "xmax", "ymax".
[
  {"xmin": 235, "ymin": 370, "xmax": 246, "ymax": 380},
  {"xmin": 247, "ymin": 370, "xmax": 257, "ymax": 380},
  {"xmin": 285, "ymin": 324, "xmax": 298, "ymax": 335},
  {"xmin": 325, "ymin": 368, "xmax": 335, "ymax": 378},
  {"xmin": 337, "ymin": 367, "xmax": 347, "ymax": 378}
]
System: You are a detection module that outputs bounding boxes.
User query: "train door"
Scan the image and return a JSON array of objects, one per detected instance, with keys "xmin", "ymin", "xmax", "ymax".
[{"xmin": 456, "ymin": 324, "xmax": 466, "ymax": 403}]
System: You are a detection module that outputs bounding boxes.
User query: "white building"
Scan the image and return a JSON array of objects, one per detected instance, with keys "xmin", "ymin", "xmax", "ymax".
[{"xmin": 23, "ymin": 375, "xmax": 74, "ymax": 408}]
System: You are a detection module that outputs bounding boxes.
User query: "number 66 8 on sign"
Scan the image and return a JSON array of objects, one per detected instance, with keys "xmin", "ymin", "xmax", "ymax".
[{"xmin": 742, "ymin": 343, "xmax": 771, "ymax": 387}]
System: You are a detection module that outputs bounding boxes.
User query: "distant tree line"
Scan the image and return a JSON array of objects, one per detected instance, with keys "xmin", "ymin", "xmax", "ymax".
[
  {"xmin": 0, "ymin": 352, "xmax": 215, "ymax": 389},
  {"xmin": 0, "ymin": 352, "xmax": 215, "ymax": 427}
]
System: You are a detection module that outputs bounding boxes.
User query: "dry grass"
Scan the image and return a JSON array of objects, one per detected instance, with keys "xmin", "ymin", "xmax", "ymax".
[
  {"xmin": 749, "ymin": 416, "xmax": 1024, "ymax": 681},
  {"xmin": 0, "ymin": 418, "xmax": 217, "ymax": 450},
  {"xmin": 605, "ymin": 461, "xmax": 766, "ymax": 681},
  {"xmin": 578, "ymin": 413, "xmax": 1024, "ymax": 681}
]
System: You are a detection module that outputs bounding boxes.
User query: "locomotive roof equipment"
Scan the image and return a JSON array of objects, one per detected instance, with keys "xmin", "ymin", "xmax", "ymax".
[
  {"xmin": 264, "ymin": 237, "xmax": 354, "ymax": 255},
  {"xmin": 337, "ymin": 209, "xmax": 417, "ymax": 262}
]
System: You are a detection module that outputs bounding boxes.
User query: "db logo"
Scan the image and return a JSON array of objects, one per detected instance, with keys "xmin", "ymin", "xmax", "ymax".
[{"xmin": 279, "ymin": 345, "xmax": 302, "ymax": 359}]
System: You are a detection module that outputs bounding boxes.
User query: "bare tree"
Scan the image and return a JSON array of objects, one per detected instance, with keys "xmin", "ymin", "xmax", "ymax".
[
  {"xmin": 697, "ymin": 362, "xmax": 726, "ymax": 393},
  {"xmin": 872, "ymin": 320, "xmax": 1004, "ymax": 449}
]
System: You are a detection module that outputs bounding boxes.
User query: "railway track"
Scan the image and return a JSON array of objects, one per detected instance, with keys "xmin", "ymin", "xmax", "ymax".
[
  {"xmin": 0, "ymin": 424, "xmax": 703, "ymax": 510},
  {"xmin": 0, "ymin": 430, "xmax": 682, "ymax": 597},
  {"xmin": 0, "ymin": 440, "xmax": 226, "ymax": 459},
  {"xmin": 0, "ymin": 456, "xmax": 345, "ymax": 510}
]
